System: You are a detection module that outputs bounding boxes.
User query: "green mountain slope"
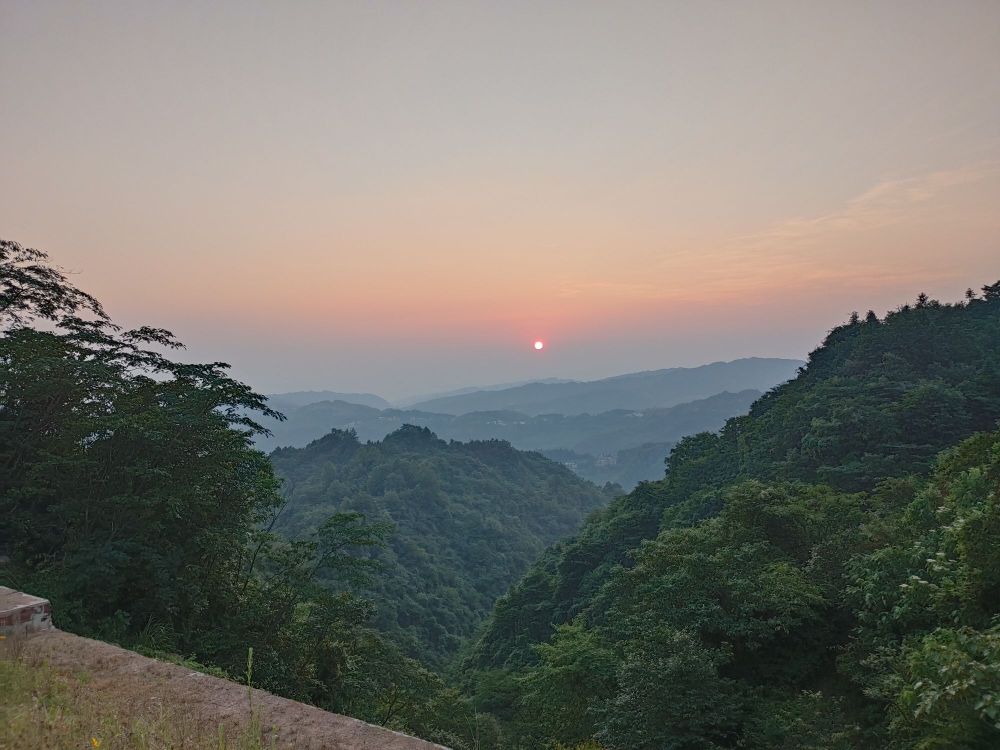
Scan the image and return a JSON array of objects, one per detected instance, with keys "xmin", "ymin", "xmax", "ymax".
[
  {"xmin": 462, "ymin": 284, "xmax": 1000, "ymax": 748},
  {"xmin": 256, "ymin": 390, "xmax": 764, "ymax": 489},
  {"xmin": 269, "ymin": 426, "xmax": 612, "ymax": 668}
]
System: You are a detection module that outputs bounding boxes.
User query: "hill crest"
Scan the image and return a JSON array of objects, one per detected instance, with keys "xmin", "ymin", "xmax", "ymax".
[{"xmin": 408, "ymin": 357, "xmax": 802, "ymax": 415}]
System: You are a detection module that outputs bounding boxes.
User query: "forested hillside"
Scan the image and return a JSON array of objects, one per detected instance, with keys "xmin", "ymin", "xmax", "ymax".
[
  {"xmin": 0, "ymin": 241, "xmax": 503, "ymax": 748},
  {"xmin": 258, "ymin": 390, "xmax": 760, "ymax": 456},
  {"xmin": 462, "ymin": 284, "xmax": 1000, "ymax": 748},
  {"xmin": 270, "ymin": 427, "xmax": 611, "ymax": 668},
  {"xmin": 7, "ymin": 240, "xmax": 1000, "ymax": 749},
  {"xmin": 255, "ymin": 389, "xmax": 763, "ymax": 489}
]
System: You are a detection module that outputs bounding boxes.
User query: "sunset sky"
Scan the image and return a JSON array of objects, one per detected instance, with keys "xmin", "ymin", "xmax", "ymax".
[{"xmin": 2, "ymin": 1, "xmax": 999, "ymax": 399}]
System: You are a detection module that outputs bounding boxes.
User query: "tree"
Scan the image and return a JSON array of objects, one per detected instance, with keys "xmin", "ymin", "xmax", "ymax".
[
  {"xmin": 0, "ymin": 239, "xmax": 284, "ymax": 645},
  {"xmin": 0, "ymin": 239, "xmax": 106, "ymax": 327},
  {"xmin": 518, "ymin": 619, "xmax": 618, "ymax": 746},
  {"xmin": 597, "ymin": 628, "xmax": 742, "ymax": 750},
  {"xmin": 897, "ymin": 626, "xmax": 1000, "ymax": 748},
  {"xmin": 467, "ymin": 285, "xmax": 1000, "ymax": 747},
  {"xmin": 0, "ymin": 240, "xmax": 518, "ymax": 750}
]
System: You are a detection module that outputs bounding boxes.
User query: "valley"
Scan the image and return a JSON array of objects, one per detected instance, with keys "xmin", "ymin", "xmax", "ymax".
[
  {"xmin": 259, "ymin": 372, "xmax": 797, "ymax": 488},
  {"xmin": 4, "ymin": 5, "xmax": 999, "ymax": 746},
  {"xmin": 5, "ymin": 243, "xmax": 1000, "ymax": 750}
]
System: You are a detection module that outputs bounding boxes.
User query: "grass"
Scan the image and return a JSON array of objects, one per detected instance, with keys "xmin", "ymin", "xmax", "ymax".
[
  {"xmin": 0, "ymin": 634, "xmax": 276, "ymax": 749},
  {"xmin": 131, "ymin": 646, "xmax": 232, "ymax": 680}
]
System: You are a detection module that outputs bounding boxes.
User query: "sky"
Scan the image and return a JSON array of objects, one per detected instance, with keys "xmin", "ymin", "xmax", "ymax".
[{"xmin": 2, "ymin": 1, "xmax": 999, "ymax": 400}]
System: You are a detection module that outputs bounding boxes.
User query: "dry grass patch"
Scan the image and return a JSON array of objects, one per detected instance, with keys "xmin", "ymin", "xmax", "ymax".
[{"xmin": 0, "ymin": 634, "xmax": 275, "ymax": 750}]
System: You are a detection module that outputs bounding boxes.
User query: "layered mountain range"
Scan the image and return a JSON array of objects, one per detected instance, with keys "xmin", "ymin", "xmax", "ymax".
[{"xmin": 260, "ymin": 358, "xmax": 802, "ymax": 487}]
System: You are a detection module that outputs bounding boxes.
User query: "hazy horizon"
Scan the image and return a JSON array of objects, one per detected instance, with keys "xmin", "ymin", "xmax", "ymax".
[
  {"xmin": 271, "ymin": 355, "xmax": 806, "ymax": 405},
  {"xmin": 3, "ymin": 1, "xmax": 998, "ymax": 398}
]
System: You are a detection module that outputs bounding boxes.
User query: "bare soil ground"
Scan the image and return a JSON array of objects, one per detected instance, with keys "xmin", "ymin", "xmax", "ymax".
[{"xmin": 17, "ymin": 629, "xmax": 449, "ymax": 750}]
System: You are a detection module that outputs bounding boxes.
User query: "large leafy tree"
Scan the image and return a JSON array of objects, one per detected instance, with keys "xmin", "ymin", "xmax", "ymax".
[
  {"xmin": 0, "ymin": 239, "xmax": 282, "ymax": 643},
  {"xmin": 0, "ymin": 240, "xmax": 508, "ymax": 749}
]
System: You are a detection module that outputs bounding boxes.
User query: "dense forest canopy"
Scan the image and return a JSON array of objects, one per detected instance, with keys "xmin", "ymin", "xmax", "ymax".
[
  {"xmin": 256, "ymin": 389, "xmax": 765, "ymax": 490},
  {"xmin": 269, "ymin": 426, "xmax": 611, "ymax": 668},
  {"xmin": 5, "ymin": 239, "xmax": 1000, "ymax": 750},
  {"xmin": 462, "ymin": 282, "xmax": 1000, "ymax": 748},
  {"xmin": 0, "ymin": 241, "xmax": 503, "ymax": 748}
]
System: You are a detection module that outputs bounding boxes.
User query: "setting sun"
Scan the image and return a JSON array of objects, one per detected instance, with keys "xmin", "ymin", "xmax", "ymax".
[{"xmin": 3, "ymin": 3, "xmax": 1000, "ymax": 747}]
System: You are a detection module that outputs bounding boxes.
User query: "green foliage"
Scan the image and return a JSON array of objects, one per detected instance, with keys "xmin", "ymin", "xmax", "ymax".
[
  {"xmin": 0, "ymin": 241, "xmax": 281, "ymax": 646},
  {"xmin": 8, "ymin": 241, "xmax": 1000, "ymax": 749},
  {"xmin": 0, "ymin": 239, "xmax": 107, "ymax": 326},
  {"xmin": 897, "ymin": 625, "xmax": 1000, "ymax": 749},
  {"xmin": 270, "ymin": 425, "xmax": 610, "ymax": 668},
  {"xmin": 518, "ymin": 620, "xmax": 617, "ymax": 746},
  {"xmin": 743, "ymin": 691, "xmax": 853, "ymax": 750},
  {"xmin": 464, "ymin": 285, "xmax": 1000, "ymax": 748},
  {"xmin": 598, "ymin": 628, "xmax": 742, "ymax": 750},
  {"xmin": 0, "ymin": 241, "xmax": 491, "ymax": 747},
  {"xmin": 259, "ymin": 388, "xmax": 767, "ymax": 490}
]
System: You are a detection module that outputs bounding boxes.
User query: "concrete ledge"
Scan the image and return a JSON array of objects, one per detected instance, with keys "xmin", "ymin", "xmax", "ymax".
[
  {"xmin": 21, "ymin": 629, "xmax": 452, "ymax": 749},
  {"xmin": 0, "ymin": 586, "xmax": 53, "ymax": 637},
  {"xmin": 2, "ymin": 590, "xmax": 449, "ymax": 748}
]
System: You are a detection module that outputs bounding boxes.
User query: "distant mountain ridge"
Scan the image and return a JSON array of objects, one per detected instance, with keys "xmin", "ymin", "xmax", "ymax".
[
  {"xmin": 407, "ymin": 357, "xmax": 803, "ymax": 415},
  {"xmin": 267, "ymin": 390, "xmax": 390, "ymax": 410},
  {"xmin": 395, "ymin": 377, "xmax": 575, "ymax": 407},
  {"xmin": 254, "ymin": 390, "xmax": 764, "ymax": 487},
  {"xmin": 270, "ymin": 425, "xmax": 612, "ymax": 667},
  {"xmin": 258, "ymin": 358, "xmax": 800, "ymax": 487}
]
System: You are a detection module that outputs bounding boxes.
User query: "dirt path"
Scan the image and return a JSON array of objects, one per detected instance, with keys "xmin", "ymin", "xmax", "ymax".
[{"xmin": 21, "ymin": 629, "xmax": 450, "ymax": 750}]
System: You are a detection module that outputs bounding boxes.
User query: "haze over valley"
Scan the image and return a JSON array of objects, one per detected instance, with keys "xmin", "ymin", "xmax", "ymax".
[
  {"xmin": 3, "ymin": 2, "xmax": 1000, "ymax": 749},
  {"xmin": 259, "ymin": 358, "xmax": 802, "ymax": 488}
]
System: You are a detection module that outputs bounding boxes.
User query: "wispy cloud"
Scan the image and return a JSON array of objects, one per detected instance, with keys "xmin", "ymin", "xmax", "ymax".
[
  {"xmin": 542, "ymin": 162, "xmax": 997, "ymax": 308},
  {"xmin": 729, "ymin": 162, "xmax": 998, "ymax": 253},
  {"xmin": 646, "ymin": 161, "xmax": 1000, "ymax": 300}
]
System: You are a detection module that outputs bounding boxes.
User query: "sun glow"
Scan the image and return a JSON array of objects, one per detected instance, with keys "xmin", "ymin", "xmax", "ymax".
[{"xmin": 533, "ymin": 340, "xmax": 544, "ymax": 350}]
